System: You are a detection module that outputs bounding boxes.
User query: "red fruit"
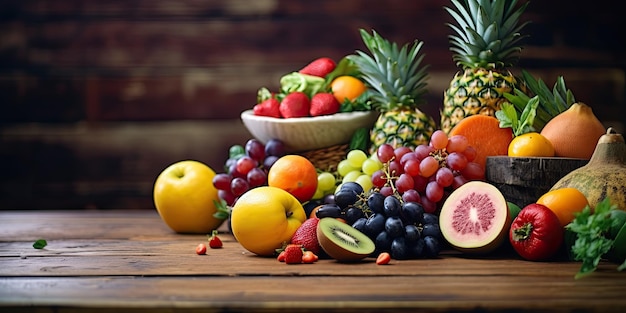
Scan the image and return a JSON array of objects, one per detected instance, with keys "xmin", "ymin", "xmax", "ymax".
[
  {"xmin": 376, "ymin": 252, "xmax": 391, "ymax": 265},
  {"xmin": 277, "ymin": 251, "xmax": 286, "ymax": 262},
  {"xmin": 283, "ymin": 244, "xmax": 304, "ymax": 264},
  {"xmin": 509, "ymin": 203, "xmax": 564, "ymax": 261},
  {"xmin": 253, "ymin": 98, "xmax": 281, "ymax": 118},
  {"xmin": 302, "ymin": 251, "xmax": 319, "ymax": 263},
  {"xmin": 290, "ymin": 217, "xmax": 322, "ymax": 255},
  {"xmin": 195, "ymin": 243, "xmax": 207, "ymax": 255},
  {"xmin": 310, "ymin": 92, "xmax": 340, "ymax": 116},
  {"xmin": 279, "ymin": 92, "xmax": 310, "ymax": 118},
  {"xmin": 299, "ymin": 57, "xmax": 336, "ymax": 78},
  {"xmin": 208, "ymin": 230, "xmax": 223, "ymax": 249}
]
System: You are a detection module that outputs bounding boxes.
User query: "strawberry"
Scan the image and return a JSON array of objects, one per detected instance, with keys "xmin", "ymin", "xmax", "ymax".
[
  {"xmin": 277, "ymin": 251, "xmax": 286, "ymax": 262},
  {"xmin": 279, "ymin": 92, "xmax": 310, "ymax": 118},
  {"xmin": 376, "ymin": 252, "xmax": 391, "ymax": 265},
  {"xmin": 283, "ymin": 244, "xmax": 304, "ymax": 264},
  {"xmin": 290, "ymin": 217, "xmax": 322, "ymax": 255},
  {"xmin": 302, "ymin": 251, "xmax": 318, "ymax": 264},
  {"xmin": 309, "ymin": 92, "xmax": 340, "ymax": 116},
  {"xmin": 253, "ymin": 98, "xmax": 281, "ymax": 118},
  {"xmin": 208, "ymin": 230, "xmax": 223, "ymax": 249},
  {"xmin": 299, "ymin": 57, "xmax": 336, "ymax": 78},
  {"xmin": 195, "ymin": 243, "xmax": 207, "ymax": 255}
]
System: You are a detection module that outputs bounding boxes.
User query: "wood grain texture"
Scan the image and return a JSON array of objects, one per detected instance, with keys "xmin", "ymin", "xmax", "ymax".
[
  {"xmin": 1, "ymin": 210, "xmax": 626, "ymax": 312},
  {"xmin": 485, "ymin": 156, "xmax": 588, "ymax": 207}
]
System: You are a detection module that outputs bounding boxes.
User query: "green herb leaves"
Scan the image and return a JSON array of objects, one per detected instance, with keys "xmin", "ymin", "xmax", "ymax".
[
  {"xmin": 33, "ymin": 239, "xmax": 47, "ymax": 249},
  {"xmin": 566, "ymin": 198, "xmax": 626, "ymax": 279},
  {"xmin": 495, "ymin": 96, "xmax": 538, "ymax": 137}
]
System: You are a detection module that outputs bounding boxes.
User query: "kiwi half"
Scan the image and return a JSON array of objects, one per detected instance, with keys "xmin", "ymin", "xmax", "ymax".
[{"xmin": 316, "ymin": 217, "xmax": 375, "ymax": 262}]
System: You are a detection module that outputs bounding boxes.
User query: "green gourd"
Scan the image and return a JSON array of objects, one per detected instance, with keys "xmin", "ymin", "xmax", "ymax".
[{"xmin": 551, "ymin": 127, "xmax": 626, "ymax": 210}]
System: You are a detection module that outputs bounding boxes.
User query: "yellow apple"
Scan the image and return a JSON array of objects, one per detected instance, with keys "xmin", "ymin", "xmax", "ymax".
[
  {"xmin": 230, "ymin": 186, "xmax": 306, "ymax": 256},
  {"xmin": 153, "ymin": 160, "xmax": 224, "ymax": 233}
]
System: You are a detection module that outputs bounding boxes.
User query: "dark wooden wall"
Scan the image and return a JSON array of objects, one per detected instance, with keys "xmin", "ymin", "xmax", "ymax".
[{"xmin": 1, "ymin": 0, "xmax": 624, "ymax": 209}]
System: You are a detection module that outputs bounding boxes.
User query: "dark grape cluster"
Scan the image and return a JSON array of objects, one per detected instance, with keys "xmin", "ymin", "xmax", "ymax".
[
  {"xmin": 212, "ymin": 138, "xmax": 286, "ymax": 205},
  {"xmin": 314, "ymin": 182, "xmax": 443, "ymax": 260}
]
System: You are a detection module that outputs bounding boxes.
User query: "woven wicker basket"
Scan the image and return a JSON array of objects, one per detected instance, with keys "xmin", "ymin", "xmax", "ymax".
[{"xmin": 299, "ymin": 144, "xmax": 350, "ymax": 172}]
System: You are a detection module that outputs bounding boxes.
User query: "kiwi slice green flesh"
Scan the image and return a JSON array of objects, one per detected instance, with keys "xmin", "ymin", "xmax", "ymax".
[{"xmin": 316, "ymin": 217, "xmax": 375, "ymax": 262}]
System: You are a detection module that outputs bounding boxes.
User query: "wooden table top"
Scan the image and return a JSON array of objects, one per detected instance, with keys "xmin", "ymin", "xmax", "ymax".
[{"xmin": 1, "ymin": 209, "xmax": 625, "ymax": 313}]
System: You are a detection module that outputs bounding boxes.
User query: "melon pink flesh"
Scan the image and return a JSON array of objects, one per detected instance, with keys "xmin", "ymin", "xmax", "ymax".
[{"xmin": 440, "ymin": 184, "xmax": 508, "ymax": 249}]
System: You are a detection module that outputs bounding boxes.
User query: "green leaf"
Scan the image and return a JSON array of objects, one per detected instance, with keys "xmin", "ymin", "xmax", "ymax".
[
  {"xmin": 212, "ymin": 199, "xmax": 231, "ymax": 220},
  {"xmin": 33, "ymin": 239, "xmax": 47, "ymax": 249},
  {"xmin": 349, "ymin": 127, "xmax": 369, "ymax": 152},
  {"xmin": 324, "ymin": 56, "xmax": 361, "ymax": 88},
  {"xmin": 515, "ymin": 96, "xmax": 539, "ymax": 136},
  {"xmin": 565, "ymin": 198, "xmax": 621, "ymax": 279},
  {"xmin": 495, "ymin": 102, "xmax": 517, "ymax": 129}
]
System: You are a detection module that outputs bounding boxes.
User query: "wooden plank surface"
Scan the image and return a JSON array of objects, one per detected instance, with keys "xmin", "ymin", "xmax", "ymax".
[{"xmin": 1, "ymin": 210, "xmax": 626, "ymax": 313}]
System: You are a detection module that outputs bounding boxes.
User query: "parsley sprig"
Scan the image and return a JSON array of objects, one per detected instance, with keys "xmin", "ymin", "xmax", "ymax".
[{"xmin": 566, "ymin": 198, "xmax": 626, "ymax": 279}]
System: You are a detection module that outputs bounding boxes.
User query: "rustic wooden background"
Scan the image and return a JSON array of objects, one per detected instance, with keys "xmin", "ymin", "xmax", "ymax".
[{"xmin": 1, "ymin": 0, "xmax": 624, "ymax": 209}]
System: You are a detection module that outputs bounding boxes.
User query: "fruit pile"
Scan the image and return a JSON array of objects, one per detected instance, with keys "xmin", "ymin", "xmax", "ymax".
[
  {"xmin": 253, "ymin": 57, "xmax": 368, "ymax": 119},
  {"xmin": 336, "ymin": 183, "xmax": 443, "ymax": 260},
  {"xmin": 151, "ymin": 0, "xmax": 626, "ymax": 277}
]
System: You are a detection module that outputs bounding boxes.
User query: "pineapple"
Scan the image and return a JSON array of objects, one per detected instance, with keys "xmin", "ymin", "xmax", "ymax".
[
  {"xmin": 504, "ymin": 70, "xmax": 575, "ymax": 131},
  {"xmin": 347, "ymin": 29, "xmax": 436, "ymax": 154},
  {"xmin": 440, "ymin": 0, "xmax": 530, "ymax": 134}
]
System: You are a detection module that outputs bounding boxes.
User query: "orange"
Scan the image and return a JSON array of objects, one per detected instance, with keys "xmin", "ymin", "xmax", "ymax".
[
  {"xmin": 537, "ymin": 187, "xmax": 590, "ymax": 227},
  {"xmin": 330, "ymin": 75, "xmax": 367, "ymax": 103},
  {"xmin": 508, "ymin": 132, "xmax": 555, "ymax": 157},
  {"xmin": 268, "ymin": 155, "xmax": 318, "ymax": 202}
]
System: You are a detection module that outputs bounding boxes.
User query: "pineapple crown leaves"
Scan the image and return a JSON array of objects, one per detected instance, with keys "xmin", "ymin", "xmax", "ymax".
[
  {"xmin": 347, "ymin": 28, "xmax": 429, "ymax": 111},
  {"xmin": 445, "ymin": 0, "xmax": 530, "ymax": 69},
  {"xmin": 504, "ymin": 69, "xmax": 575, "ymax": 130}
]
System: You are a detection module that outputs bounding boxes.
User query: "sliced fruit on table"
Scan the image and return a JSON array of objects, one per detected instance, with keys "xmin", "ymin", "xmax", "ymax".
[
  {"xmin": 347, "ymin": 28, "xmax": 436, "ymax": 155},
  {"xmin": 316, "ymin": 217, "xmax": 375, "ymax": 262},
  {"xmin": 439, "ymin": 181, "xmax": 511, "ymax": 254},
  {"xmin": 440, "ymin": 0, "xmax": 530, "ymax": 134}
]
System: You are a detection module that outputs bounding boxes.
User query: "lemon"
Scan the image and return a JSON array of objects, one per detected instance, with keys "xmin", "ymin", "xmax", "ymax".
[{"xmin": 508, "ymin": 132, "xmax": 555, "ymax": 157}]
